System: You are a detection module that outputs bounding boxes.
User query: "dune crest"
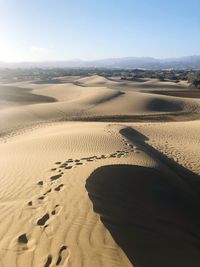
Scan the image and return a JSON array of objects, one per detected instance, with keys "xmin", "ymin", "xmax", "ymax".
[{"xmin": 86, "ymin": 127, "xmax": 200, "ymax": 267}]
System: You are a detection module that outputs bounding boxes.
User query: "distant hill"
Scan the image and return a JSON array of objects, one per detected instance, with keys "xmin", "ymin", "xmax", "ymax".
[{"xmin": 1, "ymin": 56, "xmax": 200, "ymax": 69}]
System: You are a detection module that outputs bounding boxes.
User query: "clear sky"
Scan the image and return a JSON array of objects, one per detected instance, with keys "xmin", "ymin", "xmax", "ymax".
[{"xmin": 0, "ymin": 0, "xmax": 199, "ymax": 62}]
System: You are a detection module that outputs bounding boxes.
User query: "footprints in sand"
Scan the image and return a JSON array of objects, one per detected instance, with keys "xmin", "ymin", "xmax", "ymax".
[
  {"xmin": 28, "ymin": 134, "xmax": 139, "ymax": 213},
  {"xmin": 22, "ymin": 146, "xmax": 133, "ymax": 256},
  {"xmin": 16, "ymin": 128, "xmax": 139, "ymax": 264},
  {"xmin": 37, "ymin": 188, "xmax": 52, "ymax": 202},
  {"xmin": 27, "ymin": 181, "xmax": 64, "ymax": 208},
  {"xmin": 14, "ymin": 232, "xmax": 69, "ymax": 265},
  {"xmin": 121, "ymin": 137, "xmax": 141, "ymax": 153},
  {"xmin": 27, "ymin": 150, "xmax": 131, "ymax": 208},
  {"xmin": 44, "ymin": 245, "xmax": 70, "ymax": 267},
  {"xmin": 27, "ymin": 148, "xmax": 132, "ymax": 226},
  {"xmin": 50, "ymin": 149, "xmax": 130, "ymax": 179},
  {"xmin": 37, "ymin": 205, "xmax": 62, "ymax": 227},
  {"xmin": 106, "ymin": 126, "xmax": 141, "ymax": 154}
]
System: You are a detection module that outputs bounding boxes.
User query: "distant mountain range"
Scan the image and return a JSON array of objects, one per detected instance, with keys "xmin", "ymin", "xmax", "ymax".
[{"xmin": 1, "ymin": 56, "xmax": 200, "ymax": 69}]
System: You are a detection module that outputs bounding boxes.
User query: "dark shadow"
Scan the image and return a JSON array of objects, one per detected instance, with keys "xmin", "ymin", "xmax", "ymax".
[
  {"xmin": 120, "ymin": 127, "xmax": 200, "ymax": 189},
  {"xmin": 86, "ymin": 165, "xmax": 200, "ymax": 267},
  {"xmin": 86, "ymin": 127, "xmax": 200, "ymax": 267},
  {"xmin": 120, "ymin": 127, "xmax": 148, "ymax": 142},
  {"xmin": 148, "ymin": 90, "xmax": 200, "ymax": 99},
  {"xmin": 0, "ymin": 85, "xmax": 56, "ymax": 107},
  {"xmin": 147, "ymin": 98, "xmax": 183, "ymax": 112}
]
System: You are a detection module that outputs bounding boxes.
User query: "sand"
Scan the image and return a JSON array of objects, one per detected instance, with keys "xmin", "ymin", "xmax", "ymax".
[{"xmin": 0, "ymin": 75, "xmax": 200, "ymax": 267}]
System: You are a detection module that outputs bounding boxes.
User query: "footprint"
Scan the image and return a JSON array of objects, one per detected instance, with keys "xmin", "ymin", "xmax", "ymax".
[
  {"xmin": 51, "ymin": 168, "xmax": 57, "ymax": 171},
  {"xmin": 54, "ymin": 184, "xmax": 64, "ymax": 192},
  {"xmin": 38, "ymin": 196, "xmax": 45, "ymax": 201},
  {"xmin": 50, "ymin": 174, "xmax": 62, "ymax": 181},
  {"xmin": 37, "ymin": 213, "xmax": 50, "ymax": 226},
  {"xmin": 44, "ymin": 189, "xmax": 52, "ymax": 195},
  {"xmin": 55, "ymin": 162, "xmax": 61, "ymax": 165},
  {"xmin": 44, "ymin": 255, "xmax": 52, "ymax": 267},
  {"xmin": 65, "ymin": 166, "xmax": 72, "ymax": 170},
  {"xmin": 18, "ymin": 233, "xmax": 28, "ymax": 244},
  {"xmin": 66, "ymin": 159, "xmax": 73, "ymax": 163},
  {"xmin": 51, "ymin": 205, "xmax": 61, "ymax": 216},
  {"xmin": 51, "ymin": 210, "xmax": 56, "ymax": 215},
  {"xmin": 37, "ymin": 181, "xmax": 43, "ymax": 186},
  {"xmin": 60, "ymin": 164, "xmax": 68, "ymax": 168},
  {"xmin": 56, "ymin": 245, "xmax": 68, "ymax": 265},
  {"xmin": 27, "ymin": 201, "xmax": 33, "ymax": 206}
]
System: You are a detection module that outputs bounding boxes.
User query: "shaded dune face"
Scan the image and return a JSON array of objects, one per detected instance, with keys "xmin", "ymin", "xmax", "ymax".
[
  {"xmin": 86, "ymin": 164, "xmax": 200, "ymax": 267},
  {"xmin": 147, "ymin": 98, "xmax": 183, "ymax": 112},
  {"xmin": 0, "ymin": 85, "xmax": 56, "ymax": 109}
]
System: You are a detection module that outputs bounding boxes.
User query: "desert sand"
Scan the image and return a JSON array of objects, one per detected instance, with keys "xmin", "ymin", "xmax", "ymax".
[{"xmin": 0, "ymin": 75, "xmax": 200, "ymax": 267}]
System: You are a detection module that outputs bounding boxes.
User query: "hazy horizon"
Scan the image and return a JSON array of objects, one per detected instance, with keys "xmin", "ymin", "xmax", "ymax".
[
  {"xmin": 1, "ymin": 0, "xmax": 200, "ymax": 62},
  {"xmin": 1, "ymin": 55, "xmax": 200, "ymax": 64}
]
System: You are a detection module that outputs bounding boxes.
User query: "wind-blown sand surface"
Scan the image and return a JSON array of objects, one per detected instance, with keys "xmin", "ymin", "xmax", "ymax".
[{"xmin": 0, "ymin": 75, "xmax": 200, "ymax": 267}]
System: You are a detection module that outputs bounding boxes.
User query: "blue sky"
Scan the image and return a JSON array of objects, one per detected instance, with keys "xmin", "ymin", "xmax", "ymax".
[{"xmin": 0, "ymin": 0, "xmax": 199, "ymax": 62}]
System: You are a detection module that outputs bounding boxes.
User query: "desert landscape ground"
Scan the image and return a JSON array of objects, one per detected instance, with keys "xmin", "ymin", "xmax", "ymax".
[{"xmin": 0, "ymin": 74, "xmax": 200, "ymax": 267}]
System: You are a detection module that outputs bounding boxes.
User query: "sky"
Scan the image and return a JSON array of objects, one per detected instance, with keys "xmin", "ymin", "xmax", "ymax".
[{"xmin": 0, "ymin": 0, "xmax": 199, "ymax": 62}]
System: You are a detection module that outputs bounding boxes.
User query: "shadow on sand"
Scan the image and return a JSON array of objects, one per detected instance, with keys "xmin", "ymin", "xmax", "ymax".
[{"xmin": 86, "ymin": 128, "xmax": 200, "ymax": 267}]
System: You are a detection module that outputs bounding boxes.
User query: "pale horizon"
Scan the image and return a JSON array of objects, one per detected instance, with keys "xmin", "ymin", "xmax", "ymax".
[{"xmin": 1, "ymin": 54, "xmax": 200, "ymax": 64}]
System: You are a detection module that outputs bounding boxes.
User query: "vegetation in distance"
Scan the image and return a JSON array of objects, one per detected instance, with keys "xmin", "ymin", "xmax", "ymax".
[{"xmin": 0, "ymin": 68, "xmax": 200, "ymax": 89}]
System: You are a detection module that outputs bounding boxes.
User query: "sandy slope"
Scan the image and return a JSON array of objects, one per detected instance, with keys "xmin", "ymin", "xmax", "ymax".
[
  {"xmin": 87, "ymin": 124, "xmax": 200, "ymax": 267},
  {"xmin": 0, "ymin": 123, "xmax": 135, "ymax": 267},
  {"xmin": 0, "ymin": 84, "xmax": 55, "ymax": 109},
  {"xmin": 0, "ymin": 75, "xmax": 200, "ymax": 267}
]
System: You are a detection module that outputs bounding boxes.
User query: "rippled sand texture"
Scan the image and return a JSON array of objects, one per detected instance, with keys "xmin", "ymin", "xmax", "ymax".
[{"xmin": 0, "ymin": 75, "xmax": 200, "ymax": 267}]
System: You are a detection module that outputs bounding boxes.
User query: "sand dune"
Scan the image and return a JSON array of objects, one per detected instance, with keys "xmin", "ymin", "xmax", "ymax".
[
  {"xmin": 1, "ymin": 76, "xmax": 200, "ymax": 135},
  {"xmin": 0, "ymin": 123, "xmax": 135, "ymax": 267},
  {"xmin": 0, "ymin": 84, "xmax": 55, "ymax": 110},
  {"xmin": 0, "ymin": 75, "xmax": 200, "ymax": 266},
  {"xmin": 76, "ymin": 75, "xmax": 116, "ymax": 86}
]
